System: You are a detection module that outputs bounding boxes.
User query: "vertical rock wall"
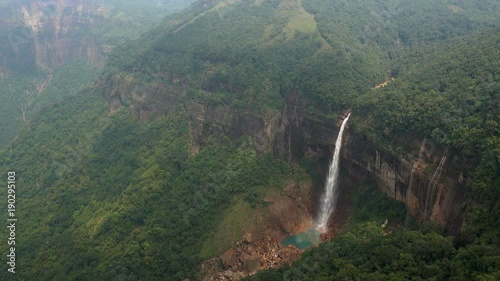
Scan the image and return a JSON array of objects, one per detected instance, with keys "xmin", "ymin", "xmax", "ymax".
[{"xmin": 343, "ymin": 132, "xmax": 468, "ymax": 229}]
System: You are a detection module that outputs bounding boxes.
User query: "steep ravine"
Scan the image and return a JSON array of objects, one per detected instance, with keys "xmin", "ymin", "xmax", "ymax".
[{"xmin": 101, "ymin": 68, "xmax": 476, "ymax": 280}]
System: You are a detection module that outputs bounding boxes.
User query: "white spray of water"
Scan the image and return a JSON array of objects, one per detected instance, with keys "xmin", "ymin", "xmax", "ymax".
[
  {"xmin": 405, "ymin": 138, "xmax": 428, "ymax": 226},
  {"xmin": 424, "ymin": 148, "xmax": 448, "ymax": 219},
  {"xmin": 317, "ymin": 113, "xmax": 351, "ymax": 232}
]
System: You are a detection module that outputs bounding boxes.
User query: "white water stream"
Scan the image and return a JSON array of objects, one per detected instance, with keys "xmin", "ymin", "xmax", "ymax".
[{"xmin": 317, "ymin": 113, "xmax": 351, "ymax": 231}]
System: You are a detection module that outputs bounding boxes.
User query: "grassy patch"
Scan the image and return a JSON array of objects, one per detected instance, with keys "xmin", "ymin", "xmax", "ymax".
[
  {"xmin": 285, "ymin": 10, "xmax": 317, "ymax": 34},
  {"xmin": 279, "ymin": 0, "xmax": 318, "ymax": 36},
  {"xmin": 200, "ymin": 197, "xmax": 258, "ymax": 259}
]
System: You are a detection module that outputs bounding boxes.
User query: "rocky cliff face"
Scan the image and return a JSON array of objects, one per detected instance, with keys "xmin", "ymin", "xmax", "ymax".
[
  {"xmin": 0, "ymin": 1, "xmax": 105, "ymax": 72},
  {"xmin": 104, "ymin": 72, "xmax": 469, "ymax": 229},
  {"xmin": 277, "ymin": 101, "xmax": 469, "ymax": 230},
  {"xmin": 343, "ymin": 133, "xmax": 468, "ymax": 231},
  {"xmin": 14, "ymin": 0, "xmax": 106, "ymax": 70}
]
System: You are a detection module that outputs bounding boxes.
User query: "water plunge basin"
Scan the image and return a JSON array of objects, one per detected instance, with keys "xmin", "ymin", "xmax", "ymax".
[{"xmin": 281, "ymin": 227, "xmax": 322, "ymax": 250}]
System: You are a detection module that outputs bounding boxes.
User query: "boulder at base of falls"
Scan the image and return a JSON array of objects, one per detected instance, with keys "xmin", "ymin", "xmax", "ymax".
[
  {"xmin": 242, "ymin": 233, "xmax": 253, "ymax": 243},
  {"xmin": 221, "ymin": 249, "xmax": 237, "ymax": 269},
  {"xmin": 241, "ymin": 253, "xmax": 261, "ymax": 276}
]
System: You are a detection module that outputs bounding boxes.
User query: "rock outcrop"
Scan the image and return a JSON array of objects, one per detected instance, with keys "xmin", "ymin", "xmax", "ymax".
[
  {"xmin": 1, "ymin": 0, "xmax": 107, "ymax": 72},
  {"xmin": 203, "ymin": 235, "xmax": 303, "ymax": 281},
  {"xmin": 199, "ymin": 179, "xmax": 314, "ymax": 280},
  {"xmin": 274, "ymin": 101, "xmax": 468, "ymax": 230},
  {"xmin": 343, "ymin": 133, "xmax": 468, "ymax": 230},
  {"xmin": 277, "ymin": 104, "xmax": 468, "ymax": 230},
  {"xmin": 186, "ymin": 101, "xmax": 277, "ymax": 154},
  {"xmin": 220, "ymin": 249, "xmax": 237, "ymax": 269}
]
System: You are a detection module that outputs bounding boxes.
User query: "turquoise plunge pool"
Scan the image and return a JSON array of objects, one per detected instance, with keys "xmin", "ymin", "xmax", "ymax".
[{"xmin": 281, "ymin": 227, "xmax": 322, "ymax": 250}]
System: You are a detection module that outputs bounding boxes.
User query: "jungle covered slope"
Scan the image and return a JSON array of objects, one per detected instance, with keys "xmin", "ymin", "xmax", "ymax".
[
  {"xmin": 105, "ymin": 0, "xmax": 499, "ymax": 112},
  {"xmin": 103, "ymin": 1, "xmax": 499, "ymax": 193},
  {"xmin": 0, "ymin": 90, "xmax": 296, "ymax": 280},
  {"xmin": 354, "ymin": 31, "xmax": 499, "ymax": 196},
  {"xmin": 0, "ymin": 0, "xmax": 499, "ymax": 280}
]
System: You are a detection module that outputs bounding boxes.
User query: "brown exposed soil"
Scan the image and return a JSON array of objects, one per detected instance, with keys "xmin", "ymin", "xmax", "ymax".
[
  {"xmin": 373, "ymin": 77, "xmax": 395, "ymax": 89},
  {"xmin": 200, "ymin": 181, "xmax": 314, "ymax": 280},
  {"xmin": 201, "ymin": 234, "xmax": 303, "ymax": 281},
  {"xmin": 372, "ymin": 69, "xmax": 396, "ymax": 89}
]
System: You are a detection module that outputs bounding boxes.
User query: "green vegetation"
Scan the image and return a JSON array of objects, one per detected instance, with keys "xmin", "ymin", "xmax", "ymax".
[
  {"xmin": 248, "ymin": 222, "xmax": 499, "ymax": 280},
  {"xmin": 353, "ymin": 31, "xmax": 499, "ymax": 206},
  {"xmin": 0, "ymin": 0, "xmax": 498, "ymax": 280},
  {"xmin": 248, "ymin": 223, "xmax": 461, "ymax": 281},
  {"xmin": 247, "ymin": 179, "xmax": 498, "ymax": 281},
  {"xmin": 105, "ymin": 0, "xmax": 389, "ymax": 113},
  {"xmin": 350, "ymin": 180, "xmax": 407, "ymax": 224},
  {"xmin": 0, "ymin": 58, "xmax": 99, "ymax": 147},
  {"xmin": 200, "ymin": 197, "xmax": 258, "ymax": 259},
  {"xmin": 88, "ymin": 0, "xmax": 195, "ymax": 42},
  {"xmin": 0, "ymin": 0, "xmax": 195, "ymax": 148},
  {"xmin": 32, "ymin": 58, "xmax": 101, "ymax": 107},
  {"xmin": 0, "ymin": 73, "xmax": 40, "ymax": 147},
  {"xmin": 0, "ymin": 89, "xmax": 295, "ymax": 280},
  {"xmin": 105, "ymin": 0, "xmax": 499, "ymax": 116}
]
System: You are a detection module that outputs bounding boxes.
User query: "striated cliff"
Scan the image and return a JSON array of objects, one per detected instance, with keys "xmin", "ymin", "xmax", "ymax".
[
  {"xmin": 23, "ymin": 0, "xmax": 106, "ymax": 69},
  {"xmin": 271, "ymin": 96, "xmax": 469, "ymax": 230},
  {"xmin": 1, "ymin": 0, "xmax": 107, "ymax": 71},
  {"xmin": 343, "ymin": 132, "xmax": 468, "ymax": 231}
]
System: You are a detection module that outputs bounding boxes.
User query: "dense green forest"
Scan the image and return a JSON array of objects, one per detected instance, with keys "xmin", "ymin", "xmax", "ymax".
[
  {"xmin": 0, "ymin": 0, "xmax": 499, "ymax": 280},
  {"xmin": 354, "ymin": 31, "xmax": 499, "ymax": 196},
  {"xmin": 0, "ymin": 58, "xmax": 100, "ymax": 147},
  {"xmin": 247, "ymin": 221, "xmax": 499, "ymax": 281}
]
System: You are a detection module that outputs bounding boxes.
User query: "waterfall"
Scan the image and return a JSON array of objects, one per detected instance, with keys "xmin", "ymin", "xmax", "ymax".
[
  {"xmin": 424, "ymin": 148, "xmax": 448, "ymax": 219},
  {"xmin": 316, "ymin": 113, "xmax": 351, "ymax": 231},
  {"xmin": 405, "ymin": 138, "xmax": 427, "ymax": 227}
]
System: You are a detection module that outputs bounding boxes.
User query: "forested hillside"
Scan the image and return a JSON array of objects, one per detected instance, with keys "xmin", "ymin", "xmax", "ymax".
[
  {"xmin": 354, "ymin": 31, "xmax": 499, "ymax": 195},
  {"xmin": 0, "ymin": 89, "xmax": 298, "ymax": 279},
  {"xmin": 0, "ymin": 0, "xmax": 498, "ymax": 280},
  {"xmin": 0, "ymin": 0, "xmax": 194, "ymax": 147}
]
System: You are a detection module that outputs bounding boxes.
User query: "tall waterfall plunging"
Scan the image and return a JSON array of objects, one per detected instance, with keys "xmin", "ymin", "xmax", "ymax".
[
  {"xmin": 424, "ymin": 148, "xmax": 448, "ymax": 219},
  {"xmin": 316, "ymin": 113, "xmax": 351, "ymax": 232}
]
